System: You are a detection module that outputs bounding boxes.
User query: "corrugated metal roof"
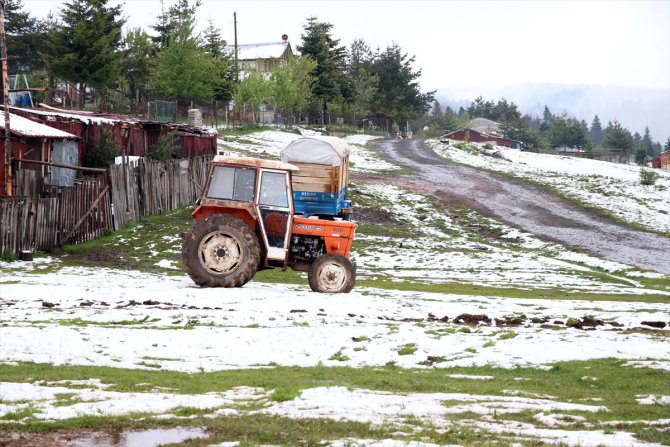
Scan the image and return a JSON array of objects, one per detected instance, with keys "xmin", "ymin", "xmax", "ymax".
[
  {"xmin": 469, "ymin": 117, "xmax": 501, "ymax": 134},
  {"xmin": 13, "ymin": 106, "xmax": 218, "ymax": 137},
  {"xmin": 13, "ymin": 106, "xmax": 140, "ymax": 126},
  {"xmin": 235, "ymin": 41, "xmax": 291, "ymax": 60},
  {"xmin": 0, "ymin": 111, "xmax": 78, "ymax": 139}
]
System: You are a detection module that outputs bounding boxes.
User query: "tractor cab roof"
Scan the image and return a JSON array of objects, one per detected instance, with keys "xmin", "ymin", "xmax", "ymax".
[{"xmin": 212, "ymin": 155, "xmax": 299, "ymax": 172}]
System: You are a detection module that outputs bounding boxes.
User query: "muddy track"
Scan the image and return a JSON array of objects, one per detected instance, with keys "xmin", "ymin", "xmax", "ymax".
[{"xmin": 362, "ymin": 138, "xmax": 670, "ymax": 275}]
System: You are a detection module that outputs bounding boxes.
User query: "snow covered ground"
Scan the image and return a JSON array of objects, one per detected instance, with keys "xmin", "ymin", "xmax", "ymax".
[
  {"xmin": 351, "ymin": 182, "xmax": 669, "ymax": 294},
  {"xmin": 1, "ymin": 266, "xmax": 669, "ymax": 373},
  {"xmin": 1, "ymin": 129, "xmax": 668, "ymax": 446},
  {"xmin": 429, "ymin": 140, "xmax": 670, "ymax": 233}
]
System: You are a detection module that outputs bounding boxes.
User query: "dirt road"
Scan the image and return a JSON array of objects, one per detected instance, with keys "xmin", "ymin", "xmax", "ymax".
[{"xmin": 366, "ymin": 138, "xmax": 670, "ymax": 275}]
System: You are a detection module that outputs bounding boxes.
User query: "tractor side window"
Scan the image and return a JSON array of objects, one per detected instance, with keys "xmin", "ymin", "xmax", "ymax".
[
  {"xmin": 259, "ymin": 171, "xmax": 289, "ymax": 208},
  {"xmin": 207, "ymin": 166, "xmax": 256, "ymax": 202},
  {"xmin": 233, "ymin": 168, "xmax": 256, "ymax": 202},
  {"xmin": 207, "ymin": 166, "xmax": 234, "ymax": 199}
]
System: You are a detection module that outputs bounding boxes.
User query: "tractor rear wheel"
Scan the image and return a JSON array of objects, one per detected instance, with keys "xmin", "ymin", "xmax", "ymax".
[
  {"xmin": 182, "ymin": 215, "xmax": 260, "ymax": 287},
  {"xmin": 308, "ymin": 253, "xmax": 355, "ymax": 293}
]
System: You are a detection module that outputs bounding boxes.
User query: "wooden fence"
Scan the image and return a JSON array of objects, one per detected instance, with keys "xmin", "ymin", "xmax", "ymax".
[
  {"xmin": 0, "ymin": 155, "xmax": 212, "ymax": 255},
  {"xmin": 0, "ymin": 197, "xmax": 34, "ymax": 255},
  {"xmin": 110, "ymin": 155, "xmax": 211, "ymax": 229},
  {"xmin": 0, "ymin": 178, "xmax": 113, "ymax": 255}
]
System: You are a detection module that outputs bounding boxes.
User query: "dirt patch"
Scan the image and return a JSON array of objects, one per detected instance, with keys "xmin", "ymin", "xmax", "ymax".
[
  {"xmin": 55, "ymin": 251, "xmax": 130, "ymax": 270},
  {"xmin": 454, "ymin": 313, "xmax": 492, "ymax": 325},
  {"xmin": 352, "ymin": 207, "xmax": 400, "ymax": 226}
]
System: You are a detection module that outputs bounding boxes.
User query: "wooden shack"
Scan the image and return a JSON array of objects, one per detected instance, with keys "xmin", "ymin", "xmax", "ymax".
[{"xmin": 0, "ymin": 110, "xmax": 80, "ymax": 196}]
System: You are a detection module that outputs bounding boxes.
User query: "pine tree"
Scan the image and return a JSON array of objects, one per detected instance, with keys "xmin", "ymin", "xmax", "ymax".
[
  {"xmin": 151, "ymin": 0, "xmax": 201, "ymax": 49},
  {"xmin": 539, "ymin": 105, "xmax": 553, "ymax": 134},
  {"xmin": 152, "ymin": 22, "xmax": 215, "ymax": 102},
  {"xmin": 640, "ymin": 126, "xmax": 654, "ymax": 158},
  {"xmin": 202, "ymin": 19, "xmax": 225, "ymax": 57},
  {"xmin": 119, "ymin": 28, "xmax": 153, "ymax": 113},
  {"xmin": 346, "ymin": 39, "xmax": 377, "ymax": 120},
  {"xmin": 431, "ymin": 100, "xmax": 443, "ymax": 119},
  {"xmin": 42, "ymin": 0, "xmax": 125, "ymax": 109},
  {"xmin": 4, "ymin": 0, "xmax": 44, "ymax": 72},
  {"xmin": 589, "ymin": 115, "xmax": 604, "ymax": 146},
  {"xmin": 664, "ymin": 138, "xmax": 670, "ymax": 153},
  {"xmin": 297, "ymin": 17, "xmax": 350, "ymax": 122},
  {"xmin": 368, "ymin": 43, "xmax": 434, "ymax": 127},
  {"xmin": 602, "ymin": 119, "xmax": 634, "ymax": 154}
]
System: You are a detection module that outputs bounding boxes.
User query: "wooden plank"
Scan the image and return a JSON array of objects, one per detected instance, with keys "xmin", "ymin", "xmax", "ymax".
[
  {"xmin": 292, "ymin": 166, "xmax": 334, "ymax": 178},
  {"xmin": 292, "ymin": 176, "xmax": 333, "ymax": 185},
  {"xmin": 62, "ymin": 186, "xmax": 110, "ymax": 244},
  {"xmin": 292, "ymin": 183, "xmax": 331, "ymax": 193}
]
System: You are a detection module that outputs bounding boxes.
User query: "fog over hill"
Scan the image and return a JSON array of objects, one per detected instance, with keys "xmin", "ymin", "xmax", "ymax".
[{"xmin": 436, "ymin": 84, "xmax": 670, "ymax": 143}]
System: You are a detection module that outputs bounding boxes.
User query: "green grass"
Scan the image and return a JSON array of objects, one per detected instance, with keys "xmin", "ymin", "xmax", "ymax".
[
  {"xmin": 396, "ymin": 343, "xmax": 418, "ymax": 356},
  {"xmin": 0, "ymin": 359, "xmax": 667, "ymax": 444}
]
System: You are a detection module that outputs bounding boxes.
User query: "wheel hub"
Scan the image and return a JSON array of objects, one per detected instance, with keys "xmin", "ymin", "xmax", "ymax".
[
  {"xmin": 318, "ymin": 263, "xmax": 346, "ymax": 291},
  {"xmin": 199, "ymin": 231, "xmax": 242, "ymax": 275}
]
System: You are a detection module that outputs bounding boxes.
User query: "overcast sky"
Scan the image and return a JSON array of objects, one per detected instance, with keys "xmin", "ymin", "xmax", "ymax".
[{"xmin": 25, "ymin": 0, "xmax": 670, "ymax": 94}]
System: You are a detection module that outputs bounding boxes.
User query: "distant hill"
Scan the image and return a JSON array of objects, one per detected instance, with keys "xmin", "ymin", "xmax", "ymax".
[{"xmin": 436, "ymin": 83, "xmax": 670, "ymax": 143}]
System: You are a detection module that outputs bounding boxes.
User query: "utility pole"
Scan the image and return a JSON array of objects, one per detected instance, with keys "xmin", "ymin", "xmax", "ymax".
[
  {"xmin": 233, "ymin": 12, "xmax": 238, "ymax": 82},
  {"xmin": 0, "ymin": 0, "xmax": 11, "ymax": 196}
]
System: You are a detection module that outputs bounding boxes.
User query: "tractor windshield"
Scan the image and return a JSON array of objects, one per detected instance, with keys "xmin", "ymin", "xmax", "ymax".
[{"xmin": 206, "ymin": 166, "xmax": 256, "ymax": 202}]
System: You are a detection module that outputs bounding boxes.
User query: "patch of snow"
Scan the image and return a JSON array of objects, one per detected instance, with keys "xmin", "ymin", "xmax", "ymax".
[
  {"xmin": 447, "ymin": 374, "xmax": 493, "ymax": 380},
  {"xmin": 154, "ymin": 259, "xmax": 178, "ymax": 269},
  {"xmin": 623, "ymin": 361, "xmax": 670, "ymax": 372},
  {"xmin": 327, "ymin": 440, "xmax": 452, "ymax": 447},
  {"xmin": 262, "ymin": 386, "xmax": 606, "ymax": 425},
  {"xmin": 636, "ymin": 395, "xmax": 670, "ymax": 405},
  {"xmin": 0, "ymin": 383, "xmax": 267, "ymax": 420}
]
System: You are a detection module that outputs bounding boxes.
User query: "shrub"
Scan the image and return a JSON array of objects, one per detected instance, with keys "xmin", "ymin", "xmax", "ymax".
[
  {"xmin": 1, "ymin": 250, "xmax": 17, "ymax": 262},
  {"xmin": 84, "ymin": 128, "xmax": 120, "ymax": 169},
  {"xmin": 639, "ymin": 168, "xmax": 660, "ymax": 186},
  {"xmin": 146, "ymin": 133, "xmax": 176, "ymax": 162}
]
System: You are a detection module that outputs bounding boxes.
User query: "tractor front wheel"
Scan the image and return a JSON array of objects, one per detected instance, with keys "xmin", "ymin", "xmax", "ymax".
[
  {"xmin": 182, "ymin": 215, "xmax": 260, "ymax": 287},
  {"xmin": 308, "ymin": 254, "xmax": 355, "ymax": 293}
]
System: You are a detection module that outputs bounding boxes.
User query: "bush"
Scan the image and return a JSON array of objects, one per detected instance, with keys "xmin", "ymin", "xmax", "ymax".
[
  {"xmin": 84, "ymin": 128, "xmax": 120, "ymax": 169},
  {"xmin": 146, "ymin": 133, "xmax": 176, "ymax": 162},
  {"xmin": 453, "ymin": 141, "xmax": 479, "ymax": 154},
  {"xmin": 1, "ymin": 250, "xmax": 17, "ymax": 262},
  {"xmin": 639, "ymin": 169, "xmax": 660, "ymax": 186}
]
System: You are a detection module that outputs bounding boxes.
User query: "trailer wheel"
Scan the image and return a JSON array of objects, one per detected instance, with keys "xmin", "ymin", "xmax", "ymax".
[
  {"xmin": 182, "ymin": 215, "xmax": 260, "ymax": 288},
  {"xmin": 308, "ymin": 254, "xmax": 355, "ymax": 293}
]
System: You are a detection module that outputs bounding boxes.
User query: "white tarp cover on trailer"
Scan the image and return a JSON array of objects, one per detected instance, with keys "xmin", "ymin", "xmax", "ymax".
[{"xmin": 280, "ymin": 136, "xmax": 350, "ymax": 167}]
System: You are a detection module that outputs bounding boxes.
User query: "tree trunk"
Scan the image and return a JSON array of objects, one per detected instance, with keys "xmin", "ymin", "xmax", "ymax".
[
  {"xmin": 45, "ymin": 72, "xmax": 54, "ymax": 104},
  {"xmin": 78, "ymin": 82, "xmax": 85, "ymax": 109}
]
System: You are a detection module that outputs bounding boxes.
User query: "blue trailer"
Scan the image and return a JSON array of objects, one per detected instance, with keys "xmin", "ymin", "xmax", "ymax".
[{"xmin": 281, "ymin": 136, "xmax": 352, "ymax": 219}]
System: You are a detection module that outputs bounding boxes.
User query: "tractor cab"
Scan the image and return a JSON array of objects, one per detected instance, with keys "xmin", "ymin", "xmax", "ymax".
[{"xmin": 192, "ymin": 155, "xmax": 299, "ymax": 269}]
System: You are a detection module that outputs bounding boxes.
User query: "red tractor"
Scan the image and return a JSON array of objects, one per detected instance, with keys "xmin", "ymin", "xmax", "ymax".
[{"xmin": 181, "ymin": 155, "xmax": 357, "ymax": 293}]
